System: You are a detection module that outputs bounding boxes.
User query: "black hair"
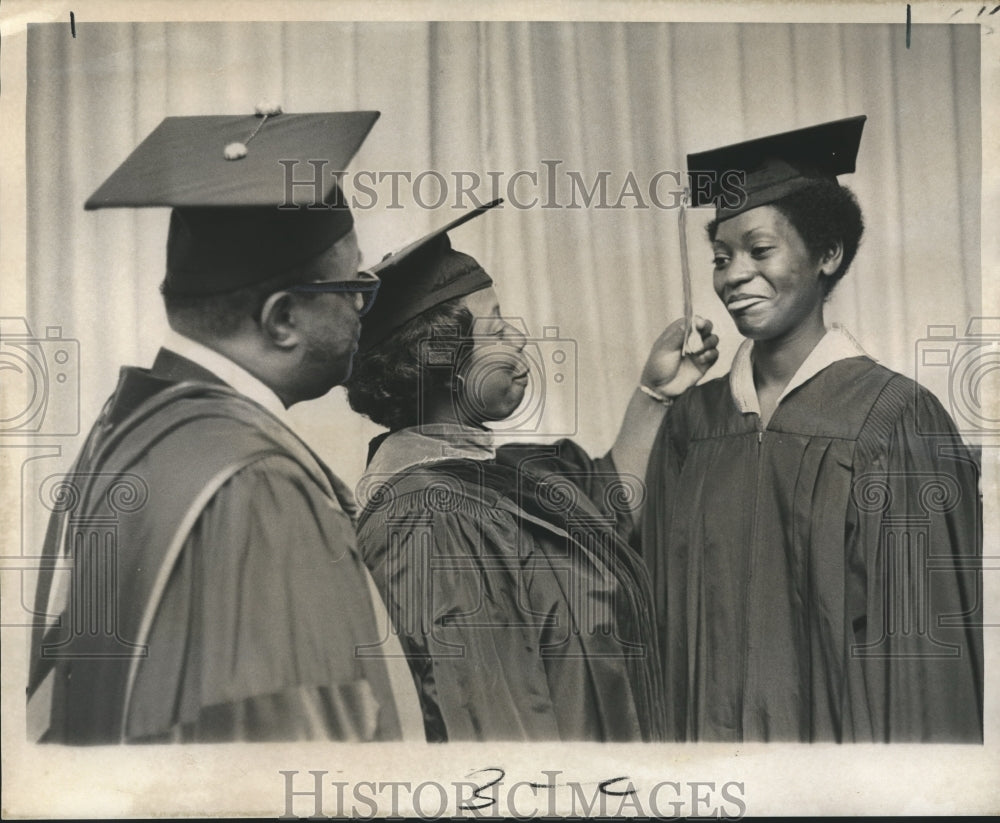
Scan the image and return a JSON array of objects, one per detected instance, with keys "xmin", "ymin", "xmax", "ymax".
[
  {"xmin": 161, "ymin": 261, "xmax": 319, "ymax": 339},
  {"xmin": 707, "ymin": 180, "xmax": 865, "ymax": 296},
  {"xmin": 346, "ymin": 298, "xmax": 475, "ymax": 431}
]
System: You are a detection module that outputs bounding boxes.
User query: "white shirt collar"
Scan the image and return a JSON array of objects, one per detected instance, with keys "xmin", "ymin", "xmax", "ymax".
[
  {"xmin": 730, "ymin": 324, "xmax": 872, "ymax": 417},
  {"xmin": 162, "ymin": 329, "xmax": 288, "ymax": 420}
]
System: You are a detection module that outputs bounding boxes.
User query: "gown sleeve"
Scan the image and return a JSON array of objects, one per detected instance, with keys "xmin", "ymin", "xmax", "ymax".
[
  {"xmin": 358, "ymin": 479, "xmax": 564, "ymax": 742},
  {"xmin": 126, "ymin": 453, "xmax": 407, "ymax": 743},
  {"xmin": 497, "ymin": 438, "xmax": 639, "ymax": 544},
  {"xmin": 639, "ymin": 402, "xmax": 691, "ymax": 740},
  {"xmin": 639, "ymin": 403, "xmax": 687, "ymax": 549},
  {"xmin": 845, "ymin": 378, "xmax": 983, "ymax": 742}
]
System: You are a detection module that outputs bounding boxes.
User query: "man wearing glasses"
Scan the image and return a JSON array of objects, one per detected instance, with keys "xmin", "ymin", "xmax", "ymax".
[{"xmin": 27, "ymin": 111, "xmax": 421, "ymax": 744}]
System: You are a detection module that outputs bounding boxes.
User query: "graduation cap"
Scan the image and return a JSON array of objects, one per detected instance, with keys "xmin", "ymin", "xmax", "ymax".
[
  {"xmin": 357, "ymin": 199, "xmax": 502, "ymax": 353},
  {"xmin": 85, "ymin": 107, "xmax": 380, "ymax": 296},
  {"xmin": 687, "ymin": 115, "xmax": 866, "ymax": 219}
]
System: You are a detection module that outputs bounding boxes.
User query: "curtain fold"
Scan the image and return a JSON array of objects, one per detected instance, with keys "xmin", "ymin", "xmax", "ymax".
[{"xmin": 26, "ymin": 21, "xmax": 981, "ymax": 491}]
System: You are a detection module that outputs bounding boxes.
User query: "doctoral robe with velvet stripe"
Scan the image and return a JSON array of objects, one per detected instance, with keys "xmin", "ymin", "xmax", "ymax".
[
  {"xmin": 357, "ymin": 437, "xmax": 666, "ymax": 742},
  {"xmin": 642, "ymin": 356, "xmax": 983, "ymax": 742},
  {"xmin": 28, "ymin": 350, "xmax": 416, "ymax": 743}
]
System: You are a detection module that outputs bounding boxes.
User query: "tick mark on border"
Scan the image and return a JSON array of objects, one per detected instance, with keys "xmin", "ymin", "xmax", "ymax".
[
  {"xmin": 70, "ymin": 11, "xmax": 76, "ymax": 38},
  {"xmin": 906, "ymin": 4, "xmax": 911, "ymax": 48}
]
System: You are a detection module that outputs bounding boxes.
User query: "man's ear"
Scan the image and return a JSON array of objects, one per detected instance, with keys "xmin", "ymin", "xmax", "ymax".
[
  {"xmin": 818, "ymin": 240, "xmax": 844, "ymax": 277},
  {"xmin": 259, "ymin": 291, "xmax": 299, "ymax": 349}
]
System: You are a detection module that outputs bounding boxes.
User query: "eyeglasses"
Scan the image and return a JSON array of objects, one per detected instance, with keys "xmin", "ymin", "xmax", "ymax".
[{"xmin": 286, "ymin": 270, "xmax": 381, "ymax": 316}]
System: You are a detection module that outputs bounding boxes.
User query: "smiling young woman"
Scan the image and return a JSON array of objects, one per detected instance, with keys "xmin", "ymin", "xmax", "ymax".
[{"xmin": 643, "ymin": 117, "xmax": 983, "ymax": 743}]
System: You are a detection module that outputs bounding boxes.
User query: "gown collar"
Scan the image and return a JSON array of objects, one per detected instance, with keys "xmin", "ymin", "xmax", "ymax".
[
  {"xmin": 730, "ymin": 324, "xmax": 871, "ymax": 417},
  {"xmin": 363, "ymin": 424, "xmax": 496, "ymax": 481},
  {"xmin": 162, "ymin": 329, "xmax": 288, "ymax": 420}
]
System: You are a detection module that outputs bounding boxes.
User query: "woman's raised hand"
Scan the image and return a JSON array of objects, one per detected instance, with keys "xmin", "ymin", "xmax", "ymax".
[{"xmin": 639, "ymin": 316, "xmax": 720, "ymax": 399}]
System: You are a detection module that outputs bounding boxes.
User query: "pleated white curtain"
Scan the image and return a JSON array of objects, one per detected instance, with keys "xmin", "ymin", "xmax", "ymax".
[{"xmin": 27, "ymin": 21, "xmax": 980, "ymax": 489}]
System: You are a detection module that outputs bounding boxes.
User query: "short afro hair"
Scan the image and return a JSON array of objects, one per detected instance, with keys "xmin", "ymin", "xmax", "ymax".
[
  {"xmin": 346, "ymin": 298, "xmax": 475, "ymax": 431},
  {"xmin": 162, "ymin": 257, "xmax": 321, "ymax": 339},
  {"xmin": 708, "ymin": 180, "xmax": 864, "ymax": 296}
]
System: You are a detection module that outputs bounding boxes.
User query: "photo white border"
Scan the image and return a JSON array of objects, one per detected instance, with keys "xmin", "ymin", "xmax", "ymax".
[{"xmin": 1, "ymin": 1, "xmax": 997, "ymax": 817}]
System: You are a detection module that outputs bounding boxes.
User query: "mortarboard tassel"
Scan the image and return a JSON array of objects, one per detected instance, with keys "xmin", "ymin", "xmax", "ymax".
[
  {"xmin": 223, "ymin": 142, "xmax": 248, "ymax": 160},
  {"xmin": 223, "ymin": 101, "xmax": 284, "ymax": 161},
  {"xmin": 678, "ymin": 188, "xmax": 700, "ymax": 356}
]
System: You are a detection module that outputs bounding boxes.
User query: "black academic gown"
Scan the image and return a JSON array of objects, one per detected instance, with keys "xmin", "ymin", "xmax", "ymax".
[
  {"xmin": 357, "ymin": 432, "xmax": 666, "ymax": 742},
  {"xmin": 643, "ymin": 356, "xmax": 983, "ymax": 742},
  {"xmin": 28, "ymin": 350, "xmax": 413, "ymax": 744}
]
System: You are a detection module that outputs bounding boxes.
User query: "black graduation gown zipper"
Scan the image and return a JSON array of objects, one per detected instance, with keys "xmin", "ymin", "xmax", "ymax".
[{"xmin": 737, "ymin": 415, "xmax": 766, "ymax": 742}]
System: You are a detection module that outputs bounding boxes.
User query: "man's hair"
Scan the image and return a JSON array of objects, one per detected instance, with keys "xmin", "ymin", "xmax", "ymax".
[
  {"xmin": 707, "ymin": 180, "xmax": 865, "ymax": 296},
  {"xmin": 161, "ymin": 260, "xmax": 317, "ymax": 339},
  {"xmin": 346, "ymin": 298, "xmax": 475, "ymax": 431}
]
